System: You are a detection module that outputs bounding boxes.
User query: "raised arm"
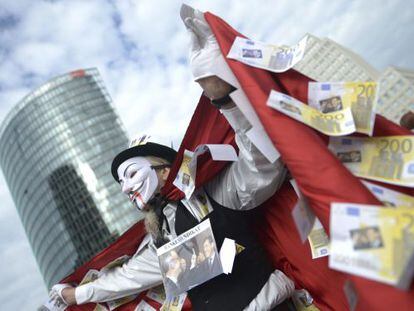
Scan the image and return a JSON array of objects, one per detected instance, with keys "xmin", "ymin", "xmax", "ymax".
[
  {"xmin": 183, "ymin": 8, "xmax": 286, "ymax": 210},
  {"xmin": 201, "ymin": 78, "xmax": 286, "ymax": 210}
]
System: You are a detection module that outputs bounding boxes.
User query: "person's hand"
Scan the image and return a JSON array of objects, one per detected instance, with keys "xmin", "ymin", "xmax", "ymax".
[
  {"xmin": 181, "ymin": 4, "xmax": 221, "ymax": 82},
  {"xmin": 50, "ymin": 283, "xmax": 77, "ymax": 306},
  {"xmin": 400, "ymin": 111, "xmax": 414, "ymax": 130},
  {"xmin": 181, "ymin": 4, "xmax": 236, "ymax": 105}
]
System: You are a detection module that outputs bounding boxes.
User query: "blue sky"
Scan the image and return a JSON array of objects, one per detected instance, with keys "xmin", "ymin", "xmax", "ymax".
[{"xmin": 0, "ymin": 0, "xmax": 413, "ymax": 309}]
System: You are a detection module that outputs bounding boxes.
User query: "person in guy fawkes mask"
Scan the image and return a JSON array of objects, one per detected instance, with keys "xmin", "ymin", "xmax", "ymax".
[{"xmin": 50, "ymin": 5, "xmax": 296, "ymax": 311}]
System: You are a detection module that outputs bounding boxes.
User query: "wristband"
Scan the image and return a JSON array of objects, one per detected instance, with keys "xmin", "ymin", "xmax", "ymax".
[{"xmin": 211, "ymin": 86, "xmax": 237, "ymax": 109}]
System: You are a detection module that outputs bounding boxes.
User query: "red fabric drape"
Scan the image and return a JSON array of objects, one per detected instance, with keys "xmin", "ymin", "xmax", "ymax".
[
  {"xmin": 63, "ymin": 11, "xmax": 414, "ymax": 311},
  {"xmin": 203, "ymin": 11, "xmax": 414, "ymax": 311},
  {"xmin": 161, "ymin": 95, "xmax": 237, "ymax": 200}
]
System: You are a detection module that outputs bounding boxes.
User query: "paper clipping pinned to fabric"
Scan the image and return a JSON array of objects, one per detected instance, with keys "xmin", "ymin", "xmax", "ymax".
[
  {"xmin": 219, "ymin": 238, "xmax": 236, "ymax": 274},
  {"xmin": 174, "ymin": 145, "xmax": 238, "ymax": 199},
  {"xmin": 157, "ymin": 219, "xmax": 224, "ymax": 299}
]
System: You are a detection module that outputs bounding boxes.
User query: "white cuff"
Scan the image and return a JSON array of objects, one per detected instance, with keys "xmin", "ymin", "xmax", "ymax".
[
  {"xmin": 75, "ymin": 284, "xmax": 94, "ymax": 305},
  {"xmin": 220, "ymin": 106, "xmax": 251, "ymax": 133}
]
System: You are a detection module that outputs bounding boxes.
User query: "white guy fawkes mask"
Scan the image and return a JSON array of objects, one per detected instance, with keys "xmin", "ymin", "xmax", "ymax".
[{"xmin": 117, "ymin": 157, "xmax": 159, "ymax": 211}]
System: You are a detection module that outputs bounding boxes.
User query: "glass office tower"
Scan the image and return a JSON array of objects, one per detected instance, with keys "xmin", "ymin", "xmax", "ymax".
[{"xmin": 0, "ymin": 68, "xmax": 141, "ymax": 288}]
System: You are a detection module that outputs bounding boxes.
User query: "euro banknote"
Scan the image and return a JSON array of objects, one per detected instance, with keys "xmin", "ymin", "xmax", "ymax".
[
  {"xmin": 267, "ymin": 90, "xmax": 356, "ymax": 136},
  {"xmin": 329, "ymin": 136, "xmax": 414, "ymax": 187},
  {"xmin": 107, "ymin": 295, "xmax": 138, "ymax": 311},
  {"xmin": 329, "ymin": 203, "xmax": 414, "ymax": 289},
  {"xmin": 134, "ymin": 300, "xmax": 157, "ymax": 311},
  {"xmin": 93, "ymin": 305, "xmax": 108, "ymax": 311},
  {"xmin": 291, "ymin": 289, "xmax": 320, "ymax": 311},
  {"xmin": 361, "ymin": 180, "xmax": 414, "ymax": 208},
  {"xmin": 79, "ymin": 269, "xmax": 101, "ymax": 285},
  {"xmin": 173, "ymin": 150, "xmax": 196, "ymax": 199},
  {"xmin": 290, "ymin": 180, "xmax": 330, "ymax": 258},
  {"xmin": 146, "ymin": 285, "xmax": 166, "ymax": 305},
  {"xmin": 227, "ymin": 36, "xmax": 307, "ymax": 73},
  {"xmin": 160, "ymin": 292, "xmax": 187, "ymax": 311},
  {"xmin": 308, "ymin": 218, "xmax": 330, "ymax": 259},
  {"xmin": 308, "ymin": 82, "xmax": 378, "ymax": 135},
  {"xmin": 290, "ymin": 180, "xmax": 316, "ymax": 243},
  {"xmin": 38, "ymin": 296, "xmax": 67, "ymax": 311}
]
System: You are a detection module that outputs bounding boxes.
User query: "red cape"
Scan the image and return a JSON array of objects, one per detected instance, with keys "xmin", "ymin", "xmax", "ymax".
[{"xmin": 63, "ymin": 11, "xmax": 414, "ymax": 311}]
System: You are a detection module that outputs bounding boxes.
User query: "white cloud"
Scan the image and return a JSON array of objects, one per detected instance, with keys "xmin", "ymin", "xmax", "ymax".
[{"xmin": 0, "ymin": 0, "xmax": 413, "ymax": 309}]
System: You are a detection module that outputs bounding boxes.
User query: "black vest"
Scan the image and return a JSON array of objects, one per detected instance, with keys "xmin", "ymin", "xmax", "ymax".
[{"xmin": 174, "ymin": 195, "xmax": 273, "ymax": 311}]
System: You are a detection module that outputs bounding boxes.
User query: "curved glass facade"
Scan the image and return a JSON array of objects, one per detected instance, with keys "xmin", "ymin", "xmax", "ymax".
[{"xmin": 0, "ymin": 68, "xmax": 141, "ymax": 288}]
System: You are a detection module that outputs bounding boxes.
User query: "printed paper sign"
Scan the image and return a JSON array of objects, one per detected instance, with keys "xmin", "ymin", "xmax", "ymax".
[
  {"xmin": 290, "ymin": 180, "xmax": 316, "ymax": 243},
  {"xmin": 157, "ymin": 219, "xmax": 223, "ymax": 299}
]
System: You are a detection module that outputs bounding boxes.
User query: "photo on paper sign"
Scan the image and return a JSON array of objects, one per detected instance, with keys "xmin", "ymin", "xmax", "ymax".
[
  {"xmin": 242, "ymin": 48, "xmax": 263, "ymax": 58},
  {"xmin": 157, "ymin": 219, "xmax": 223, "ymax": 299},
  {"xmin": 319, "ymin": 96, "xmax": 343, "ymax": 113},
  {"xmin": 350, "ymin": 226, "xmax": 384, "ymax": 250}
]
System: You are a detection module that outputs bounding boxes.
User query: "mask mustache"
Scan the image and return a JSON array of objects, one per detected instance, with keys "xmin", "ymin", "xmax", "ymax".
[{"xmin": 130, "ymin": 182, "xmax": 144, "ymax": 201}]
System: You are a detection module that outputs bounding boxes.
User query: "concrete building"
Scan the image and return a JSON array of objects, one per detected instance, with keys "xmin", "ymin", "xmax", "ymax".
[
  {"xmin": 376, "ymin": 67, "xmax": 414, "ymax": 124},
  {"xmin": 294, "ymin": 34, "xmax": 379, "ymax": 82},
  {"xmin": 0, "ymin": 68, "xmax": 141, "ymax": 287}
]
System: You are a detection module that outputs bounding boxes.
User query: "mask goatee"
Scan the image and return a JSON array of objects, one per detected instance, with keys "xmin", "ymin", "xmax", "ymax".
[{"xmin": 144, "ymin": 208, "xmax": 161, "ymax": 240}]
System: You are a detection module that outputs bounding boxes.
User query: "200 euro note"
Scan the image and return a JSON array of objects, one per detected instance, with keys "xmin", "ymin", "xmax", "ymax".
[
  {"xmin": 308, "ymin": 82, "xmax": 378, "ymax": 136},
  {"xmin": 267, "ymin": 90, "xmax": 356, "ymax": 136},
  {"xmin": 361, "ymin": 180, "xmax": 414, "ymax": 208},
  {"xmin": 329, "ymin": 136, "xmax": 414, "ymax": 187},
  {"xmin": 79, "ymin": 269, "xmax": 101, "ymax": 285},
  {"xmin": 329, "ymin": 203, "xmax": 414, "ymax": 289},
  {"xmin": 107, "ymin": 294, "xmax": 138, "ymax": 311},
  {"xmin": 227, "ymin": 36, "xmax": 307, "ymax": 73}
]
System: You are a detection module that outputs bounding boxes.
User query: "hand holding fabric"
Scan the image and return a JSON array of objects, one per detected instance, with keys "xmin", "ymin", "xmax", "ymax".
[
  {"xmin": 181, "ymin": 4, "xmax": 221, "ymax": 82},
  {"xmin": 50, "ymin": 283, "xmax": 76, "ymax": 306}
]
